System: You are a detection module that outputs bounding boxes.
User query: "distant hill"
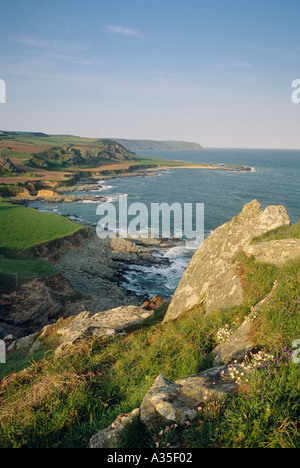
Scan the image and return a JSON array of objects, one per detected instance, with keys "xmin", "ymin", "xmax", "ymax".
[
  {"xmin": 0, "ymin": 154, "xmax": 23, "ymax": 176},
  {"xmin": 0, "ymin": 131, "xmax": 50, "ymax": 138},
  {"xmin": 114, "ymin": 139, "xmax": 203, "ymax": 151},
  {"xmin": 27, "ymin": 140, "xmax": 136, "ymax": 170}
]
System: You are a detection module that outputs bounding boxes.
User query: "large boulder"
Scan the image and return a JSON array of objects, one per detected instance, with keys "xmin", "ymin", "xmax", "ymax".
[
  {"xmin": 140, "ymin": 366, "xmax": 239, "ymax": 429},
  {"xmin": 163, "ymin": 200, "xmax": 290, "ymax": 323}
]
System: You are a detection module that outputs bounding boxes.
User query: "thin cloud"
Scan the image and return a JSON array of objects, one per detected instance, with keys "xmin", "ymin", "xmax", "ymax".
[
  {"xmin": 208, "ymin": 61, "xmax": 253, "ymax": 70},
  {"xmin": 13, "ymin": 36, "xmax": 89, "ymax": 52},
  {"xmin": 106, "ymin": 25, "xmax": 144, "ymax": 38},
  {"xmin": 10, "ymin": 36, "xmax": 100, "ymax": 67},
  {"xmin": 13, "ymin": 37, "xmax": 51, "ymax": 48}
]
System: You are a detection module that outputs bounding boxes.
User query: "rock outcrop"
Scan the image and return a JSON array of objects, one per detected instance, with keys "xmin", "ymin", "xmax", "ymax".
[
  {"xmin": 12, "ymin": 192, "xmax": 106, "ymax": 203},
  {"xmin": 142, "ymin": 296, "xmax": 165, "ymax": 310},
  {"xmin": 52, "ymin": 306, "xmax": 154, "ymax": 354},
  {"xmin": 139, "ymin": 367, "xmax": 240, "ymax": 429},
  {"xmin": 88, "ymin": 409, "xmax": 140, "ymax": 449},
  {"xmin": 164, "ymin": 200, "xmax": 290, "ymax": 323},
  {"xmin": 6, "ymin": 305, "xmax": 155, "ymax": 356},
  {"xmin": 0, "ymin": 274, "xmax": 76, "ymax": 338},
  {"xmin": 0, "ymin": 155, "xmax": 23, "ymax": 175},
  {"xmin": 211, "ymin": 282, "xmax": 279, "ymax": 367},
  {"xmin": 31, "ymin": 227, "xmax": 91, "ymax": 263},
  {"xmin": 55, "ymin": 233, "xmax": 170, "ymax": 312}
]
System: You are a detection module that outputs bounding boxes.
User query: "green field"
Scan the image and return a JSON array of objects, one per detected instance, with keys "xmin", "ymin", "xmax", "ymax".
[{"xmin": 0, "ymin": 203, "xmax": 82, "ymax": 252}]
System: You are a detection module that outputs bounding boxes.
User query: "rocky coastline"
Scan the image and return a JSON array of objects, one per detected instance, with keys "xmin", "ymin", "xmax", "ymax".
[
  {"xmin": 2, "ymin": 199, "xmax": 299, "ymax": 449},
  {"xmin": 0, "ymin": 222, "xmax": 177, "ymax": 339},
  {"xmin": 8, "ymin": 162, "xmax": 253, "ymax": 204}
]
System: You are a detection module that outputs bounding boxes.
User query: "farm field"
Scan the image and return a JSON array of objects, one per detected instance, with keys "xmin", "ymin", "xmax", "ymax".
[{"xmin": 0, "ymin": 132, "xmax": 197, "ymax": 184}]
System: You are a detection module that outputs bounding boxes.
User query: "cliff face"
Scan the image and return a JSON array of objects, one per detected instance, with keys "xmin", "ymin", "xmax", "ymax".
[
  {"xmin": 0, "ymin": 274, "xmax": 75, "ymax": 338},
  {"xmin": 163, "ymin": 200, "xmax": 291, "ymax": 323}
]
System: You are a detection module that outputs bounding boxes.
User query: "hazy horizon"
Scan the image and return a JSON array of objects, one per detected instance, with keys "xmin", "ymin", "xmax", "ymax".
[{"xmin": 1, "ymin": 0, "xmax": 300, "ymax": 150}]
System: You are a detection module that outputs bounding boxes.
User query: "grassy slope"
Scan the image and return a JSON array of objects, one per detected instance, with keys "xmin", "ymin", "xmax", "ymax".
[
  {"xmin": 0, "ymin": 201, "xmax": 82, "ymax": 292},
  {"xmin": 252, "ymin": 221, "xmax": 300, "ymax": 243},
  {"xmin": 0, "ymin": 223, "xmax": 299, "ymax": 448},
  {"xmin": 0, "ymin": 203, "xmax": 82, "ymax": 252},
  {"xmin": 0, "ymin": 257, "xmax": 57, "ymax": 278}
]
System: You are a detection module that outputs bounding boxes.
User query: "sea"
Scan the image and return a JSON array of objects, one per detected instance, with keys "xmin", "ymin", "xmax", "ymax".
[{"xmin": 28, "ymin": 148, "xmax": 300, "ymax": 300}]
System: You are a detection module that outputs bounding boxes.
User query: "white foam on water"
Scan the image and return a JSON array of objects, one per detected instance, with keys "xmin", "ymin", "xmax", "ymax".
[
  {"xmin": 92, "ymin": 184, "xmax": 114, "ymax": 192},
  {"xmin": 79, "ymin": 200, "xmax": 101, "ymax": 203}
]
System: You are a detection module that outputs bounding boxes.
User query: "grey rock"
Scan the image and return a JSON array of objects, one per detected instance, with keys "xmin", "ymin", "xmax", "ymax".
[
  {"xmin": 164, "ymin": 200, "xmax": 290, "ymax": 323},
  {"xmin": 55, "ymin": 306, "xmax": 154, "ymax": 354},
  {"xmin": 140, "ymin": 367, "xmax": 239, "ymax": 429},
  {"xmin": 55, "ymin": 234, "xmax": 157, "ymax": 312},
  {"xmin": 88, "ymin": 408, "xmax": 140, "ymax": 448},
  {"xmin": 8, "ymin": 332, "xmax": 39, "ymax": 353},
  {"xmin": 212, "ymin": 282, "xmax": 279, "ymax": 366},
  {"xmin": 212, "ymin": 318, "xmax": 256, "ymax": 367}
]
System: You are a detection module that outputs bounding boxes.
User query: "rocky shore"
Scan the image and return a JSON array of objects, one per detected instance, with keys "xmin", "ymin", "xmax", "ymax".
[
  {"xmin": 0, "ymin": 225, "xmax": 175, "ymax": 339},
  {"xmin": 54, "ymin": 229, "xmax": 177, "ymax": 311},
  {"xmin": 8, "ymin": 162, "xmax": 253, "ymax": 204}
]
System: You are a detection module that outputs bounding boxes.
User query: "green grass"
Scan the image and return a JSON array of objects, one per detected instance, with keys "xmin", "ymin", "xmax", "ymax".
[
  {"xmin": 150, "ymin": 349, "xmax": 300, "ymax": 449},
  {"xmin": 131, "ymin": 154, "xmax": 203, "ymax": 167},
  {"xmin": 0, "ymin": 149, "xmax": 31, "ymax": 161},
  {"xmin": 0, "ymin": 256, "xmax": 57, "ymax": 278},
  {"xmin": 0, "ymin": 304, "xmax": 232, "ymax": 448},
  {"xmin": 0, "ymin": 204, "xmax": 82, "ymax": 252},
  {"xmin": 252, "ymin": 222, "xmax": 300, "ymax": 243}
]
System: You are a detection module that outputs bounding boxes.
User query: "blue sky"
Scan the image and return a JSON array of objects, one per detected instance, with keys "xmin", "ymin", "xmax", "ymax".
[{"xmin": 1, "ymin": 0, "xmax": 300, "ymax": 148}]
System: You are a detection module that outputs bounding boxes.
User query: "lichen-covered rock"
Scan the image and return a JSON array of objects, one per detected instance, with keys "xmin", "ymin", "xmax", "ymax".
[
  {"xmin": 212, "ymin": 282, "xmax": 279, "ymax": 366},
  {"xmin": 55, "ymin": 306, "xmax": 154, "ymax": 354},
  {"xmin": 7, "ymin": 332, "xmax": 40, "ymax": 354},
  {"xmin": 164, "ymin": 200, "xmax": 290, "ymax": 323},
  {"xmin": 140, "ymin": 367, "xmax": 239, "ymax": 429},
  {"xmin": 88, "ymin": 408, "xmax": 140, "ymax": 448},
  {"xmin": 140, "ymin": 375, "xmax": 193, "ymax": 428},
  {"xmin": 212, "ymin": 317, "xmax": 257, "ymax": 367}
]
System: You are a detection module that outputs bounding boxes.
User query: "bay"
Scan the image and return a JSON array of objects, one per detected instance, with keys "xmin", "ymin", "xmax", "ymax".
[{"xmin": 28, "ymin": 148, "xmax": 300, "ymax": 299}]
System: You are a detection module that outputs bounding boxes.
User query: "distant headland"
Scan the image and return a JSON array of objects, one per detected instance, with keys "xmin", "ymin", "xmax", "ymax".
[{"xmin": 113, "ymin": 139, "xmax": 203, "ymax": 151}]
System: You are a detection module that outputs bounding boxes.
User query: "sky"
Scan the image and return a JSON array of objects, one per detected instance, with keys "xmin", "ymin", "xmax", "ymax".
[{"xmin": 0, "ymin": 0, "xmax": 300, "ymax": 148}]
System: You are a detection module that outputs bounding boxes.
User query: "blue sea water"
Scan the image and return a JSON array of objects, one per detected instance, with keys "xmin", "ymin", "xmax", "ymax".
[{"xmin": 28, "ymin": 148, "xmax": 300, "ymax": 299}]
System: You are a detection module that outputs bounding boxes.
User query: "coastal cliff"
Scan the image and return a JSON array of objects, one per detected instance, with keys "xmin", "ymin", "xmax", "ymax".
[
  {"xmin": 0, "ymin": 200, "xmax": 299, "ymax": 448},
  {"xmin": 164, "ymin": 200, "xmax": 291, "ymax": 322}
]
